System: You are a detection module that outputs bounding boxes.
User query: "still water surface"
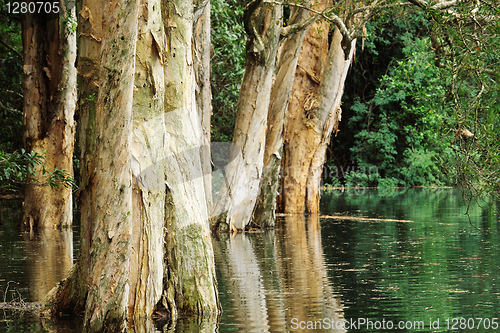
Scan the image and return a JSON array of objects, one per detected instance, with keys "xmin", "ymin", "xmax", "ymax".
[{"xmin": 1, "ymin": 188, "xmax": 499, "ymax": 332}]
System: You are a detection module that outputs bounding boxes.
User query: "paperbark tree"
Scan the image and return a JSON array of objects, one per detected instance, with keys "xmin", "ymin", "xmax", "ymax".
[
  {"xmin": 278, "ymin": 0, "xmax": 471, "ymax": 215},
  {"xmin": 218, "ymin": 0, "xmax": 468, "ymax": 228},
  {"xmin": 210, "ymin": 0, "xmax": 283, "ymax": 232},
  {"xmin": 211, "ymin": 0, "xmax": 321, "ymax": 232},
  {"xmin": 251, "ymin": 3, "xmax": 311, "ymax": 228},
  {"xmin": 21, "ymin": 0, "xmax": 77, "ymax": 229},
  {"xmin": 41, "ymin": 0, "xmax": 220, "ymax": 330},
  {"xmin": 194, "ymin": 0, "xmax": 213, "ymax": 210},
  {"xmin": 161, "ymin": 0, "xmax": 220, "ymax": 317},
  {"xmin": 281, "ymin": 24, "xmax": 355, "ymax": 214}
]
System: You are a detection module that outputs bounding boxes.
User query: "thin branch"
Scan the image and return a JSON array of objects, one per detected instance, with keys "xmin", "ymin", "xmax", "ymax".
[
  {"xmin": 243, "ymin": 0, "xmax": 266, "ymax": 55},
  {"xmin": 0, "ymin": 100, "xmax": 22, "ymax": 115},
  {"xmin": 431, "ymin": 0, "xmax": 458, "ymax": 10},
  {"xmin": 265, "ymin": 0, "xmax": 351, "ymax": 42},
  {"xmin": 0, "ymin": 37, "xmax": 22, "ymax": 62},
  {"xmin": 406, "ymin": 0, "xmax": 457, "ymax": 10},
  {"xmin": 281, "ymin": 13, "xmax": 320, "ymax": 38}
]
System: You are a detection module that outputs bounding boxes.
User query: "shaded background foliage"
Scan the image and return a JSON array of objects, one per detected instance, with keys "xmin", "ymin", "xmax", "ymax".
[
  {"xmin": 210, "ymin": 0, "xmax": 246, "ymax": 142},
  {"xmin": 327, "ymin": 8, "xmax": 453, "ymax": 188},
  {"xmin": 0, "ymin": 1, "xmax": 498, "ymax": 198},
  {"xmin": 0, "ymin": 3, "xmax": 23, "ymax": 153}
]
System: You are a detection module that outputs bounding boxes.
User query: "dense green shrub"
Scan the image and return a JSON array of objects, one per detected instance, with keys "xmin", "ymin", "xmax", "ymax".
[
  {"xmin": 328, "ymin": 11, "xmax": 454, "ymax": 188},
  {"xmin": 211, "ymin": 0, "xmax": 246, "ymax": 142}
]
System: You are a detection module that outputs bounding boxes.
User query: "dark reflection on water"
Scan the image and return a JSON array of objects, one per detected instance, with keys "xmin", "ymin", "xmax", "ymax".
[
  {"xmin": 214, "ymin": 214, "xmax": 344, "ymax": 332},
  {"xmin": 1, "ymin": 188, "xmax": 500, "ymax": 332}
]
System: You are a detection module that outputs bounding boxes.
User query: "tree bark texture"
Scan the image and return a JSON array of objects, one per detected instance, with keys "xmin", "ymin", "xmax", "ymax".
[
  {"xmin": 251, "ymin": 4, "xmax": 310, "ymax": 229},
  {"xmin": 281, "ymin": 3, "xmax": 355, "ymax": 214},
  {"xmin": 211, "ymin": 1, "xmax": 282, "ymax": 232},
  {"xmin": 194, "ymin": 0, "xmax": 213, "ymax": 211},
  {"xmin": 162, "ymin": 0, "xmax": 220, "ymax": 317},
  {"xmin": 21, "ymin": 0, "xmax": 77, "ymax": 229},
  {"xmin": 42, "ymin": 0, "xmax": 168, "ymax": 330}
]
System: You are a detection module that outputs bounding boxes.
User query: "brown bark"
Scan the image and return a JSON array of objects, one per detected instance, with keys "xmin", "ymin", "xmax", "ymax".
[
  {"xmin": 280, "ymin": 3, "xmax": 331, "ymax": 214},
  {"xmin": 251, "ymin": 3, "xmax": 311, "ymax": 229},
  {"xmin": 281, "ymin": 0, "xmax": 356, "ymax": 214},
  {"xmin": 21, "ymin": 1, "xmax": 77, "ymax": 229}
]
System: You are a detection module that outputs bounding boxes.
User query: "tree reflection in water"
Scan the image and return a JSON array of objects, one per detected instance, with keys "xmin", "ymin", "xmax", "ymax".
[
  {"xmin": 213, "ymin": 214, "xmax": 345, "ymax": 333},
  {"xmin": 24, "ymin": 228, "xmax": 73, "ymax": 302}
]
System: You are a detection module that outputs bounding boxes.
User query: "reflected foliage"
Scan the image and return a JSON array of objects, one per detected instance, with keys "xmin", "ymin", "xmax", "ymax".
[{"xmin": 321, "ymin": 189, "xmax": 500, "ymax": 332}]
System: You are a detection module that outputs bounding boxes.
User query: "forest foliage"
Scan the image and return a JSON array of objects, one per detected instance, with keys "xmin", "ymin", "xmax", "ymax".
[{"xmin": 0, "ymin": 0, "xmax": 498, "ymax": 197}]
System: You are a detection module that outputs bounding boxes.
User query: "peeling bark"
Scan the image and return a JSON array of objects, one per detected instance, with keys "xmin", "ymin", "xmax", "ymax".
[
  {"xmin": 211, "ymin": 2, "xmax": 282, "ymax": 232},
  {"xmin": 162, "ymin": 0, "xmax": 220, "ymax": 317},
  {"xmin": 42, "ymin": 0, "xmax": 166, "ymax": 330},
  {"xmin": 281, "ymin": 0, "xmax": 356, "ymax": 214},
  {"xmin": 251, "ymin": 3, "xmax": 310, "ymax": 229},
  {"xmin": 193, "ymin": 0, "xmax": 213, "ymax": 211},
  {"xmin": 280, "ymin": 1, "xmax": 331, "ymax": 214},
  {"xmin": 21, "ymin": 0, "xmax": 77, "ymax": 229},
  {"xmin": 43, "ymin": 1, "xmax": 219, "ymax": 329}
]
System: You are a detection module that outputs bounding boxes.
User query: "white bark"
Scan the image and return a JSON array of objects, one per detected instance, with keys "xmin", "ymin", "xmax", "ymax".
[
  {"xmin": 211, "ymin": 3, "xmax": 282, "ymax": 232},
  {"xmin": 194, "ymin": 0, "xmax": 213, "ymax": 210},
  {"xmin": 162, "ymin": 0, "xmax": 219, "ymax": 315},
  {"xmin": 252, "ymin": 4, "xmax": 310, "ymax": 228}
]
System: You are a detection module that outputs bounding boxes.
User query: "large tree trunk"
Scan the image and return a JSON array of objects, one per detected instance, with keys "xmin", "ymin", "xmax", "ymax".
[
  {"xmin": 281, "ymin": 12, "xmax": 355, "ymax": 214},
  {"xmin": 42, "ymin": 0, "xmax": 220, "ymax": 329},
  {"xmin": 251, "ymin": 4, "xmax": 310, "ymax": 229},
  {"xmin": 42, "ymin": 0, "xmax": 164, "ymax": 330},
  {"xmin": 211, "ymin": 1, "xmax": 282, "ymax": 232},
  {"xmin": 194, "ymin": 0, "xmax": 213, "ymax": 211},
  {"xmin": 161, "ymin": 0, "xmax": 220, "ymax": 318},
  {"xmin": 21, "ymin": 0, "xmax": 77, "ymax": 229}
]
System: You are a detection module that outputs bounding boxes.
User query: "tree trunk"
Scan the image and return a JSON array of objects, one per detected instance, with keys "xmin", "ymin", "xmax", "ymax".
[
  {"xmin": 211, "ymin": 1, "xmax": 282, "ymax": 232},
  {"xmin": 42, "ymin": 0, "xmax": 166, "ymax": 330},
  {"xmin": 281, "ymin": 11, "xmax": 355, "ymax": 214},
  {"xmin": 251, "ymin": 4, "xmax": 310, "ymax": 229},
  {"xmin": 21, "ymin": 0, "xmax": 77, "ymax": 229},
  {"xmin": 161, "ymin": 0, "xmax": 220, "ymax": 317},
  {"xmin": 42, "ymin": 0, "xmax": 220, "ymax": 329},
  {"xmin": 194, "ymin": 0, "xmax": 213, "ymax": 211}
]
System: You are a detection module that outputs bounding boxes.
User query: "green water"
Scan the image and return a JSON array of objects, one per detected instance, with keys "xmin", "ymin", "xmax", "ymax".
[{"xmin": 1, "ymin": 188, "xmax": 499, "ymax": 332}]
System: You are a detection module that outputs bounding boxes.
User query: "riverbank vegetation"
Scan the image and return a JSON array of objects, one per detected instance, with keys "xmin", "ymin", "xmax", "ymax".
[
  {"xmin": 209, "ymin": 2, "xmax": 500, "ymax": 194},
  {"xmin": 1, "ymin": 1, "xmax": 497, "ymax": 197}
]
